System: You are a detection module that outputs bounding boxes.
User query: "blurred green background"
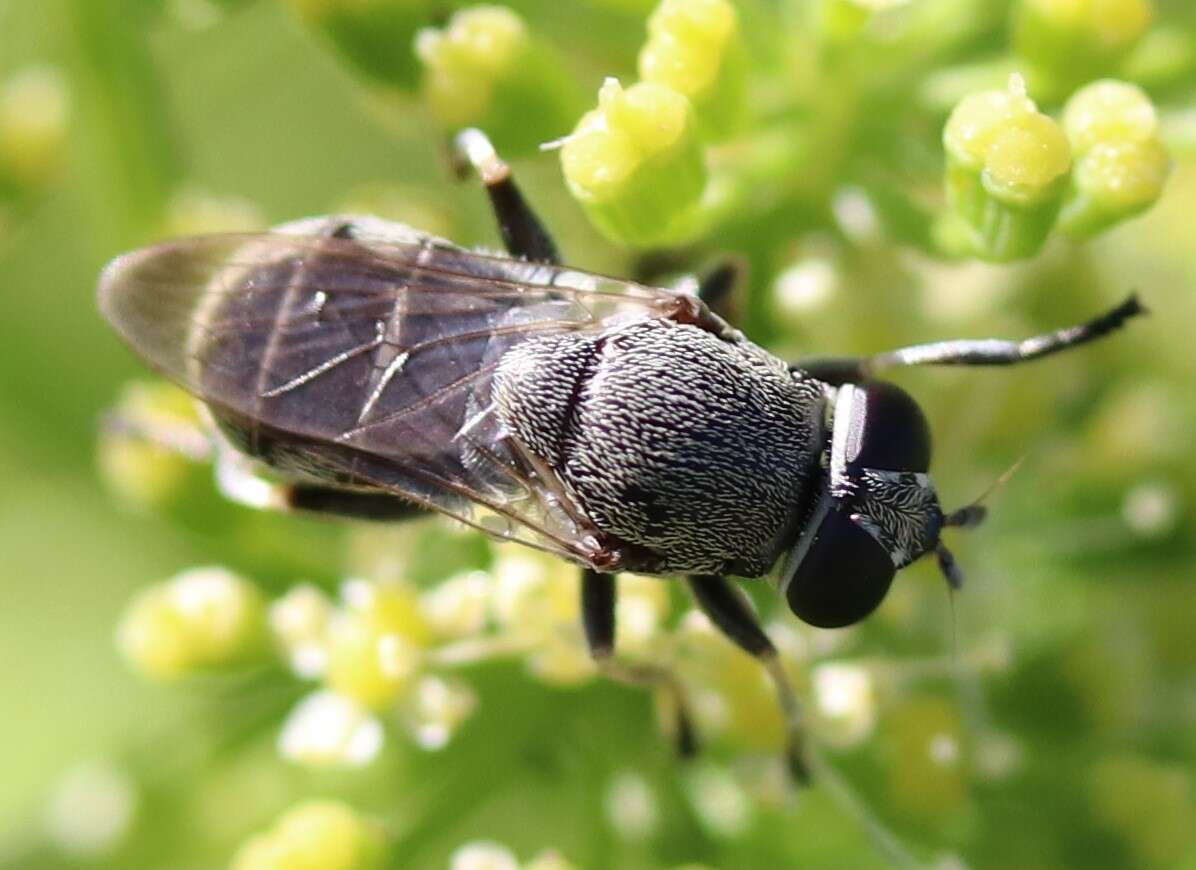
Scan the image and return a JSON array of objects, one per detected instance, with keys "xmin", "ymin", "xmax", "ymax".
[{"xmin": 1, "ymin": 1, "xmax": 1194, "ymax": 868}]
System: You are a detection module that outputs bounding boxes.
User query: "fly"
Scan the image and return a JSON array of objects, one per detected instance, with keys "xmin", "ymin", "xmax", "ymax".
[{"xmin": 98, "ymin": 129, "xmax": 1144, "ymax": 781}]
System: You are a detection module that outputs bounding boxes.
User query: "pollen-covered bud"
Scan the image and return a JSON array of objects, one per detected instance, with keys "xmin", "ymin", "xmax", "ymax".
[
  {"xmin": 811, "ymin": 661, "xmax": 877, "ymax": 747},
  {"xmin": 278, "ymin": 689, "xmax": 384, "ymax": 768},
  {"xmin": 325, "ymin": 579, "xmax": 430, "ymax": 709},
  {"xmin": 116, "ymin": 566, "xmax": 267, "ymax": 681},
  {"xmin": 0, "ymin": 66, "xmax": 69, "ymax": 197},
  {"xmin": 1058, "ymin": 80, "xmax": 1170, "ymax": 238},
  {"xmin": 1014, "ymin": 0, "xmax": 1153, "ymax": 96},
  {"xmin": 420, "ymin": 570, "xmax": 490, "ymax": 641},
  {"xmin": 270, "ymin": 584, "xmax": 335, "ymax": 679},
  {"xmin": 489, "ymin": 546, "xmax": 591, "ymax": 685},
  {"xmin": 97, "ymin": 381, "xmax": 209, "ymax": 512},
  {"xmin": 399, "ymin": 675, "xmax": 477, "ymax": 750},
  {"xmin": 561, "ymin": 78, "xmax": 707, "ymax": 247},
  {"xmin": 231, "ymin": 800, "xmax": 386, "ymax": 870},
  {"xmin": 415, "ymin": 6, "xmax": 580, "ymax": 155},
  {"xmin": 637, "ymin": 0, "xmax": 745, "ymax": 141},
  {"xmin": 285, "ymin": 0, "xmax": 431, "ymax": 90},
  {"xmin": 943, "ymin": 74, "xmax": 1071, "ymax": 261}
]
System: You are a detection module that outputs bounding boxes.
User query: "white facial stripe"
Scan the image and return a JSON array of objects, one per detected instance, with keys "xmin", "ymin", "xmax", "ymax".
[{"xmin": 830, "ymin": 383, "xmax": 869, "ymax": 490}]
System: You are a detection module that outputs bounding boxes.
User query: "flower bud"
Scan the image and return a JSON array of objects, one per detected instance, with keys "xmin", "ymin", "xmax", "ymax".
[
  {"xmin": 270, "ymin": 584, "xmax": 335, "ymax": 679},
  {"xmin": 420, "ymin": 570, "xmax": 490, "ymax": 640},
  {"xmin": 117, "ymin": 566, "xmax": 267, "ymax": 680},
  {"xmin": 416, "ymin": 6, "xmax": 581, "ymax": 155},
  {"xmin": 811, "ymin": 662, "xmax": 877, "ymax": 747},
  {"xmin": 278, "ymin": 689, "xmax": 384, "ymax": 767},
  {"xmin": 561, "ymin": 78, "xmax": 707, "ymax": 247},
  {"xmin": 231, "ymin": 800, "xmax": 386, "ymax": 870},
  {"xmin": 1058, "ymin": 80, "xmax": 1170, "ymax": 237},
  {"xmin": 943, "ymin": 75, "xmax": 1071, "ymax": 261},
  {"xmin": 0, "ymin": 66, "xmax": 69, "ymax": 197},
  {"xmin": 285, "ymin": 0, "xmax": 431, "ymax": 90},
  {"xmin": 1014, "ymin": 0, "xmax": 1153, "ymax": 96},
  {"xmin": 400, "ymin": 675, "xmax": 477, "ymax": 750},
  {"xmin": 450, "ymin": 841, "xmax": 519, "ymax": 870},
  {"xmin": 325, "ymin": 580, "xmax": 430, "ymax": 708},
  {"xmin": 97, "ymin": 381, "xmax": 208, "ymax": 512},
  {"xmin": 637, "ymin": 0, "xmax": 745, "ymax": 141}
]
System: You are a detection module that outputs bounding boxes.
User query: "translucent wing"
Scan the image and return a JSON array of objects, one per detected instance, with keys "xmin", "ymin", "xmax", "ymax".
[{"xmin": 98, "ymin": 221, "xmax": 686, "ymax": 565}]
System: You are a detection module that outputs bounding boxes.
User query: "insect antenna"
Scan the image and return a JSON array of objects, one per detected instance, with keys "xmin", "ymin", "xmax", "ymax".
[{"xmin": 935, "ymin": 453, "xmax": 1028, "ymax": 590}]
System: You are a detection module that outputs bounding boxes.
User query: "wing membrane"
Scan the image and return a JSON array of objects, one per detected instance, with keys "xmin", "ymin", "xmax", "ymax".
[{"xmin": 98, "ymin": 226, "xmax": 681, "ymax": 562}]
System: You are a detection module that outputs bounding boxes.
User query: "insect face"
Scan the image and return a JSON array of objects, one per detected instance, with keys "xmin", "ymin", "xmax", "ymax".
[{"xmin": 779, "ymin": 381, "xmax": 948, "ymax": 628}]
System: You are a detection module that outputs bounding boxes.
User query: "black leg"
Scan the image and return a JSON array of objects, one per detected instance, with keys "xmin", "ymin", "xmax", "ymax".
[
  {"xmin": 453, "ymin": 128, "xmax": 560, "ymax": 265},
  {"xmin": 580, "ymin": 568, "xmax": 697, "ymax": 757},
  {"xmin": 794, "ymin": 294, "xmax": 1144, "ymax": 384},
  {"xmin": 285, "ymin": 485, "xmax": 427, "ymax": 522},
  {"xmin": 695, "ymin": 258, "xmax": 745, "ymax": 324},
  {"xmin": 686, "ymin": 574, "xmax": 811, "ymax": 784}
]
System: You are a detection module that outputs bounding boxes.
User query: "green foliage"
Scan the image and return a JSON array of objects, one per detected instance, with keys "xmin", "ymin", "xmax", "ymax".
[{"xmin": 2, "ymin": 1, "xmax": 1196, "ymax": 869}]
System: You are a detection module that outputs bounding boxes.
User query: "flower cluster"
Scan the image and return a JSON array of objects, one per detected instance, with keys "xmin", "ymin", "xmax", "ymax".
[
  {"xmin": 75, "ymin": 0, "xmax": 1196, "ymax": 866},
  {"xmin": 941, "ymin": 73, "xmax": 1168, "ymax": 260}
]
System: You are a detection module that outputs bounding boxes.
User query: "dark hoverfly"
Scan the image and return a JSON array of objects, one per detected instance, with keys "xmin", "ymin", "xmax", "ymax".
[{"xmin": 99, "ymin": 130, "xmax": 1142, "ymax": 778}]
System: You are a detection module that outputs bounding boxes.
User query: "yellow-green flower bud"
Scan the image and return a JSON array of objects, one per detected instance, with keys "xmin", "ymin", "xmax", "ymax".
[
  {"xmin": 0, "ymin": 66, "xmax": 69, "ymax": 197},
  {"xmin": 561, "ymin": 78, "xmax": 707, "ymax": 247},
  {"xmin": 637, "ymin": 0, "xmax": 745, "ymax": 141},
  {"xmin": 231, "ymin": 800, "xmax": 386, "ymax": 870},
  {"xmin": 1014, "ymin": 0, "xmax": 1154, "ymax": 96},
  {"xmin": 1061, "ymin": 138, "xmax": 1169, "ymax": 237},
  {"xmin": 943, "ymin": 76, "xmax": 1071, "ymax": 260},
  {"xmin": 286, "ymin": 0, "xmax": 432, "ymax": 90},
  {"xmin": 97, "ymin": 381, "xmax": 208, "ymax": 512},
  {"xmin": 325, "ymin": 580, "xmax": 429, "ymax": 708},
  {"xmin": 1058, "ymin": 80, "xmax": 1169, "ymax": 237},
  {"xmin": 117, "ymin": 566, "xmax": 267, "ymax": 681},
  {"xmin": 416, "ymin": 6, "xmax": 581, "ymax": 155}
]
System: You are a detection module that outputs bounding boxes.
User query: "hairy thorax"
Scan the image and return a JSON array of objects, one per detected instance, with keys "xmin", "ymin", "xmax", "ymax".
[{"xmin": 494, "ymin": 319, "xmax": 826, "ymax": 575}]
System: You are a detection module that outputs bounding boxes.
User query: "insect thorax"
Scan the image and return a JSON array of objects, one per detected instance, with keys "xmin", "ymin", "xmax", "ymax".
[{"xmin": 494, "ymin": 318, "xmax": 827, "ymax": 575}]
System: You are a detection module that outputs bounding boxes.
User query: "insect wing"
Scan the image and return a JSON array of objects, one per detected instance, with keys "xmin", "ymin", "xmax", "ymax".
[{"xmin": 98, "ymin": 230, "xmax": 678, "ymax": 562}]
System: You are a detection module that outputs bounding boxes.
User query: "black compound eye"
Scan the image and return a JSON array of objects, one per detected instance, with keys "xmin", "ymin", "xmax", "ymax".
[
  {"xmin": 782, "ymin": 506, "xmax": 896, "ymax": 628},
  {"xmin": 836, "ymin": 381, "xmax": 931, "ymax": 473}
]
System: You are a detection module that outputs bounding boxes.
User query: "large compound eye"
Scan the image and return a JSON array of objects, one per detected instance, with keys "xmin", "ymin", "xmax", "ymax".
[
  {"xmin": 783, "ymin": 508, "xmax": 895, "ymax": 627},
  {"xmin": 781, "ymin": 503, "xmax": 895, "ymax": 628},
  {"xmin": 834, "ymin": 381, "xmax": 931, "ymax": 473}
]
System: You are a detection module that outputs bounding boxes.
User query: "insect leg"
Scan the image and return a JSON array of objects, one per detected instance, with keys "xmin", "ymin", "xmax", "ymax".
[
  {"xmin": 581, "ymin": 568, "xmax": 698, "ymax": 758},
  {"xmin": 793, "ymin": 294, "xmax": 1144, "ymax": 384},
  {"xmin": 686, "ymin": 574, "xmax": 811, "ymax": 784},
  {"xmin": 285, "ymin": 486, "xmax": 427, "ymax": 522},
  {"xmin": 212, "ymin": 443, "xmax": 425, "ymax": 521},
  {"xmin": 695, "ymin": 258, "xmax": 745, "ymax": 324},
  {"xmin": 454, "ymin": 128, "xmax": 560, "ymax": 265}
]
